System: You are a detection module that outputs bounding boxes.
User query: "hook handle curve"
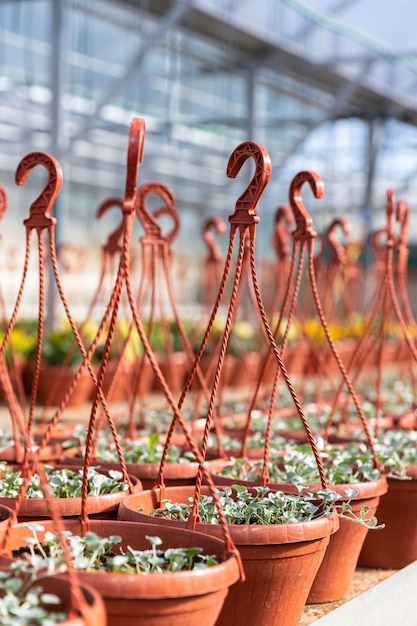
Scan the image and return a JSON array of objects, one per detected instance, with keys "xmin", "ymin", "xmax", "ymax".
[
  {"xmin": 123, "ymin": 117, "xmax": 146, "ymax": 215},
  {"xmin": 136, "ymin": 181, "xmax": 176, "ymax": 240},
  {"xmin": 386, "ymin": 189, "xmax": 395, "ymax": 216},
  {"xmin": 226, "ymin": 141, "xmax": 271, "ymax": 226},
  {"xmin": 326, "ymin": 217, "xmax": 350, "ymax": 264},
  {"xmin": 385, "ymin": 189, "xmax": 396, "ymax": 247},
  {"xmin": 0, "ymin": 184, "xmax": 7, "ymax": 221},
  {"xmin": 203, "ymin": 216, "xmax": 227, "ymax": 262},
  {"xmin": 153, "ymin": 206, "xmax": 180, "ymax": 244},
  {"xmin": 96, "ymin": 197, "xmax": 124, "ymax": 255},
  {"xmin": 272, "ymin": 205, "xmax": 292, "ymax": 259},
  {"xmin": 396, "ymin": 199, "xmax": 409, "ymax": 248},
  {"xmin": 16, "ymin": 152, "xmax": 62, "ymax": 229},
  {"xmin": 370, "ymin": 226, "xmax": 388, "ymax": 262},
  {"xmin": 288, "ymin": 170, "xmax": 323, "ymax": 240}
]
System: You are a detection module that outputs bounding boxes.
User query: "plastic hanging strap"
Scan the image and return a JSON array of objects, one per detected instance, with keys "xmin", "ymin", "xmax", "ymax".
[
  {"xmin": 13, "ymin": 149, "xmax": 135, "ymax": 498},
  {"xmin": 81, "ymin": 120, "xmax": 245, "ymax": 579}
]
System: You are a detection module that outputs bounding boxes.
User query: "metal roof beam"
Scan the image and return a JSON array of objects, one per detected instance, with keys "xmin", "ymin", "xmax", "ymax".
[
  {"xmin": 361, "ymin": 117, "xmax": 383, "ymax": 215},
  {"xmin": 62, "ymin": 0, "xmax": 193, "ymax": 154},
  {"xmin": 110, "ymin": 0, "xmax": 417, "ymax": 128},
  {"xmin": 291, "ymin": 0, "xmax": 360, "ymax": 44},
  {"xmin": 275, "ymin": 57, "xmax": 375, "ymax": 169}
]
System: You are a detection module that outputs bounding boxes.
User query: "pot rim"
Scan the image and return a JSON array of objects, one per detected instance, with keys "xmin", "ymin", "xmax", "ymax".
[
  {"xmin": 2, "ymin": 518, "xmax": 241, "ymax": 599},
  {"xmin": 0, "ymin": 472, "xmax": 142, "ymax": 516},
  {"xmin": 118, "ymin": 486, "xmax": 340, "ymax": 545},
  {"xmin": 210, "ymin": 466, "xmax": 388, "ymax": 500}
]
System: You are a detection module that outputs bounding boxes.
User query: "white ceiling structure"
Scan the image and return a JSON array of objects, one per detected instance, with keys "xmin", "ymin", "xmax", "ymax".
[{"xmin": 0, "ymin": 0, "xmax": 417, "ymax": 258}]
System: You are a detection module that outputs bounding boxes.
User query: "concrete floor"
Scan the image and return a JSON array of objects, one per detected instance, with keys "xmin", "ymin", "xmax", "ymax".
[{"xmin": 313, "ymin": 561, "xmax": 417, "ymax": 626}]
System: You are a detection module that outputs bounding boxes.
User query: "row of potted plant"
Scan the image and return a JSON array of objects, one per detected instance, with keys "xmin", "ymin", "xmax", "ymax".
[
  {"xmin": 0, "ymin": 425, "xmax": 390, "ymax": 626},
  {"xmin": 2, "ymin": 128, "xmax": 415, "ymax": 626},
  {"xmin": 4, "ymin": 312, "xmax": 408, "ymax": 407},
  {"xmin": 0, "ymin": 517, "xmax": 241, "ymax": 626}
]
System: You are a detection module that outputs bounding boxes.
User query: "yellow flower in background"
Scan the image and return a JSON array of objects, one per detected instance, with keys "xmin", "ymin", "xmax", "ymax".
[{"xmin": 302, "ymin": 318, "xmax": 326, "ymax": 345}]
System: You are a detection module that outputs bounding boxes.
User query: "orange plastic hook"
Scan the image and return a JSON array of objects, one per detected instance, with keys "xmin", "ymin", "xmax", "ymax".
[
  {"xmin": 385, "ymin": 189, "xmax": 396, "ymax": 247},
  {"xmin": 275, "ymin": 204, "xmax": 292, "ymax": 227},
  {"xmin": 272, "ymin": 205, "xmax": 292, "ymax": 259},
  {"xmin": 313, "ymin": 233, "xmax": 325, "ymax": 264},
  {"xmin": 153, "ymin": 206, "xmax": 180, "ymax": 244},
  {"xmin": 136, "ymin": 181, "xmax": 178, "ymax": 242},
  {"xmin": 326, "ymin": 217, "xmax": 350, "ymax": 264},
  {"xmin": 370, "ymin": 227, "xmax": 388, "ymax": 263},
  {"xmin": 386, "ymin": 189, "xmax": 395, "ymax": 216},
  {"xmin": 96, "ymin": 197, "xmax": 124, "ymax": 256},
  {"xmin": 396, "ymin": 199, "xmax": 409, "ymax": 249},
  {"xmin": 288, "ymin": 171, "xmax": 323, "ymax": 240},
  {"xmin": 203, "ymin": 216, "xmax": 227, "ymax": 262},
  {"xmin": 123, "ymin": 117, "xmax": 146, "ymax": 215},
  {"xmin": 226, "ymin": 141, "xmax": 271, "ymax": 226},
  {"xmin": 0, "ymin": 184, "xmax": 7, "ymax": 221},
  {"xmin": 16, "ymin": 152, "xmax": 62, "ymax": 230}
]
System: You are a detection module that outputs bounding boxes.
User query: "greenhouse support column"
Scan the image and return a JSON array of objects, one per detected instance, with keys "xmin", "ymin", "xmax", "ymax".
[
  {"xmin": 246, "ymin": 67, "xmax": 256, "ymax": 141},
  {"xmin": 47, "ymin": 0, "xmax": 66, "ymax": 329},
  {"xmin": 240, "ymin": 67, "xmax": 257, "ymax": 319},
  {"xmin": 362, "ymin": 117, "xmax": 383, "ymax": 272}
]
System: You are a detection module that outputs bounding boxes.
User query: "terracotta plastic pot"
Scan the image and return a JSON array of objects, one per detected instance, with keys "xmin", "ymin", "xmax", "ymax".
[
  {"xmin": 34, "ymin": 422, "xmax": 82, "ymax": 443},
  {"xmin": 99, "ymin": 360, "xmax": 136, "ymax": 402},
  {"xmin": 154, "ymin": 351, "xmax": 189, "ymax": 393},
  {"xmin": 121, "ymin": 458, "xmax": 221, "ymax": 490},
  {"xmin": 216, "ymin": 410, "xmax": 308, "ymax": 445},
  {"xmin": 61, "ymin": 451, "xmax": 222, "ymax": 490},
  {"xmin": 370, "ymin": 339, "xmax": 402, "ymax": 366},
  {"xmin": 207, "ymin": 461, "xmax": 301, "ymax": 494},
  {"xmin": 3, "ymin": 518, "xmax": 240, "ymax": 626},
  {"xmin": 214, "ymin": 516, "xmax": 337, "ymax": 626},
  {"xmin": 0, "ymin": 437, "xmax": 63, "ymax": 464},
  {"xmin": 23, "ymin": 363, "xmax": 95, "ymax": 407},
  {"xmin": 327, "ymin": 415, "xmax": 395, "ymax": 443},
  {"xmin": 0, "ymin": 469, "xmax": 142, "ymax": 521},
  {"xmin": 205, "ymin": 446, "xmax": 267, "ymax": 461},
  {"xmin": 397, "ymin": 411, "xmax": 417, "ymax": 429},
  {"xmin": 118, "ymin": 486, "xmax": 339, "ymax": 626},
  {"xmin": 228, "ymin": 352, "xmax": 261, "ymax": 388},
  {"xmin": 358, "ymin": 466, "xmax": 417, "ymax": 569},
  {"xmin": 307, "ymin": 476, "xmax": 388, "ymax": 603},
  {"xmin": 36, "ymin": 576, "xmax": 106, "ymax": 626},
  {"xmin": 325, "ymin": 339, "xmax": 357, "ymax": 375},
  {"xmin": 0, "ymin": 503, "xmax": 13, "ymax": 528},
  {"xmin": 0, "ymin": 355, "xmax": 26, "ymax": 402},
  {"xmin": 209, "ymin": 468, "xmax": 388, "ymax": 602},
  {"xmin": 284, "ymin": 341, "xmax": 310, "ymax": 376},
  {"xmin": 197, "ymin": 354, "xmax": 236, "ymax": 391},
  {"xmin": 128, "ymin": 357, "xmax": 156, "ymax": 396},
  {"xmin": 45, "ymin": 576, "xmax": 107, "ymax": 626},
  {"xmin": 0, "ymin": 555, "xmax": 107, "ymax": 626}
]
